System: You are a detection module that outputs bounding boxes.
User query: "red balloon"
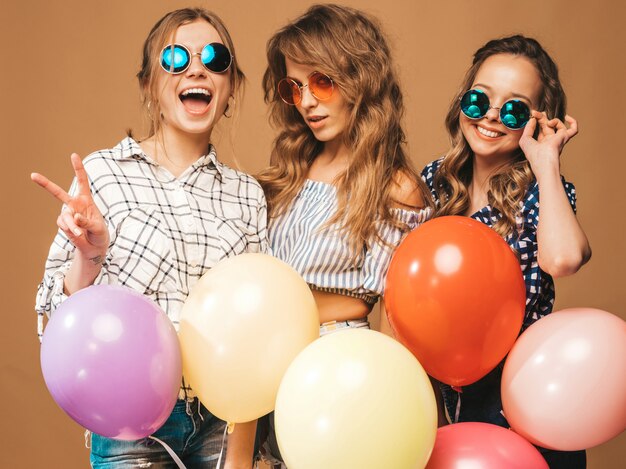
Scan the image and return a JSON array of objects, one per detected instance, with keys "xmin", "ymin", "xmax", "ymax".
[
  {"xmin": 385, "ymin": 216, "xmax": 525, "ymax": 386},
  {"xmin": 426, "ymin": 422, "xmax": 548, "ymax": 469}
]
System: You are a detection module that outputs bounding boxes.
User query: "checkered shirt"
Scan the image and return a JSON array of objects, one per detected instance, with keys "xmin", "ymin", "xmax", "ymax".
[{"xmin": 35, "ymin": 137, "xmax": 269, "ymax": 342}]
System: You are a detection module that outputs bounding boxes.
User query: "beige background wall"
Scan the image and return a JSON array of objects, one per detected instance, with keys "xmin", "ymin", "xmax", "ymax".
[{"xmin": 1, "ymin": 0, "xmax": 624, "ymax": 467}]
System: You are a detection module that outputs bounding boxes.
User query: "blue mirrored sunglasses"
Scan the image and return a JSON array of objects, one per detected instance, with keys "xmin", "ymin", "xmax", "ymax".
[{"xmin": 160, "ymin": 43, "xmax": 233, "ymax": 74}]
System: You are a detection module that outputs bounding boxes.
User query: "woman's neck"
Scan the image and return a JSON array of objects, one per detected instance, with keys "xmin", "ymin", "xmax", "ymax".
[
  {"xmin": 466, "ymin": 154, "xmax": 510, "ymax": 213},
  {"xmin": 320, "ymin": 138, "xmax": 349, "ymax": 163},
  {"xmin": 307, "ymin": 140, "xmax": 351, "ymax": 183},
  {"xmin": 470, "ymin": 152, "xmax": 512, "ymax": 189},
  {"xmin": 141, "ymin": 126, "xmax": 212, "ymax": 178}
]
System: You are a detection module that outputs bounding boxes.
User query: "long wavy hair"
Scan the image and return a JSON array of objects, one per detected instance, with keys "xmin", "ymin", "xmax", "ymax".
[
  {"xmin": 256, "ymin": 4, "xmax": 432, "ymax": 249},
  {"xmin": 434, "ymin": 35, "xmax": 567, "ymax": 238},
  {"xmin": 135, "ymin": 8, "xmax": 245, "ymax": 139}
]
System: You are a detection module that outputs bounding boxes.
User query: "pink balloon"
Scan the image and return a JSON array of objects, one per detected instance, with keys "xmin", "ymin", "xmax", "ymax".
[
  {"xmin": 426, "ymin": 422, "xmax": 548, "ymax": 469},
  {"xmin": 41, "ymin": 285, "xmax": 182, "ymax": 440},
  {"xmin": 502, "ymin": 308, "xmax": 626, "ymax": 450}
]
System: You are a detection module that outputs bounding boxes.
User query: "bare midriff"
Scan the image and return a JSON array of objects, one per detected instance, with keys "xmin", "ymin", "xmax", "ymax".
[{"xmin": 312, "ymin": 289, "xmax": 372, "ymax": 324}]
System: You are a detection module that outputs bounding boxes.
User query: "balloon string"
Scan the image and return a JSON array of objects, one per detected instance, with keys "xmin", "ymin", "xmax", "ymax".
[
  {"xmin": 452, "ymin": 387, "xmax": 462, "ymax": 423},
  {"xmin": 198, "ymin": 399, "xmax": 204, "ymax": 422},
  {"xmin": 149, "ymin": 436, "xmax": 187, "ymax": 468},
  {"xmin": 216, "ymin": 423, "xmax": 229, "ymax": 469}
]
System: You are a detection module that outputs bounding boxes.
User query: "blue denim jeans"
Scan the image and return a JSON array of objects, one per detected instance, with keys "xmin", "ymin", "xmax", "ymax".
[
  {"xmin": 439, "ymin": 365, "xmax": 586, "ymax": 469},
  {"xmin": 90, "ymin": 398, "xmax": 226, "ymax": 468}
]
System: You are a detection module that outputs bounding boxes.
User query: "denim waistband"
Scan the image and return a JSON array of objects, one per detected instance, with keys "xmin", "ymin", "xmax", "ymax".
[{"xmin": 319, "ymin": 317, "xmax": 370, "ymax": 336}]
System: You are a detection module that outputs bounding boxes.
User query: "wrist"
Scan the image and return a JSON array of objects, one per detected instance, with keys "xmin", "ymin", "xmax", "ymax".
[
  {"xmin": 76, "ymin": 250, "xmax": 107, "ymax": 266},
  {"xmin": 87, "ymin": 254, "xmax": 105, "ymax": 265},
  {"xmin": 64, "ymin": 252, "xmax": 105, "ymax": 295},
  {"xmin": 533, "ymin": 164, "xmax": 561, "ymax": 186}
]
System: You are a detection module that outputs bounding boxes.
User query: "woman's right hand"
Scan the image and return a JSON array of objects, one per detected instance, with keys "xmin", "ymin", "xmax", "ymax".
[{"xmin": 32, "ymin": 153, "xmax": 109, "ymax": 262}]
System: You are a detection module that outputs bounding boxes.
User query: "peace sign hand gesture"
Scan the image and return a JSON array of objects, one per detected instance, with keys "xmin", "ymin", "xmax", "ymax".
[{"xmin": 32, "ymin": 153, "xmax": 109, "ymax": 262}]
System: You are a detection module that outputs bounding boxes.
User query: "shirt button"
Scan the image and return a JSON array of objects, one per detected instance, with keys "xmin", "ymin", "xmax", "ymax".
[{"xmin": 190, "ymin": 261, "xmax": 198, "ymax": 268}]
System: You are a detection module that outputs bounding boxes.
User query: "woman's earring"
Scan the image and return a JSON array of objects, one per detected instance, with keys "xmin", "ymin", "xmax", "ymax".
[{"xmin": 223, "ymin": 97, "xmax": 235, "ymax": 118}]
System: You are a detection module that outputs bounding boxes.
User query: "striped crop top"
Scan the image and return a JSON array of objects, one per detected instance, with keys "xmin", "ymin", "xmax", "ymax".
[{"xmin": 269, "ymin": 179, "xmax": 432, "ymax": 304}]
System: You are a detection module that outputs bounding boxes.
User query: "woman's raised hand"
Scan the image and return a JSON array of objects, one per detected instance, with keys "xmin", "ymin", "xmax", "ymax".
[
  {"xmin": 519, "ymin": 110, "xmax": 578, "ymax": 180},
  {"xmin": 32, "ymin": 153, "xmax": 109, "ymax": 262}
]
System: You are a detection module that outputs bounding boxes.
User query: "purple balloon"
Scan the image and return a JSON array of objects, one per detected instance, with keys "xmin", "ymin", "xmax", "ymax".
[{"xmin": 41, "ymin": 285, "xmax": 182, "ymax": 440}]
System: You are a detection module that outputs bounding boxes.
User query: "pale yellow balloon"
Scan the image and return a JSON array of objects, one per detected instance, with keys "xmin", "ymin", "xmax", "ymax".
[
  {"xmin": 275, "ymin": 329, "xmax": 437, "ymax": 469},
  {"xmin": 179, "ymin": 253, "xmax": 319, "ymax": 423}
]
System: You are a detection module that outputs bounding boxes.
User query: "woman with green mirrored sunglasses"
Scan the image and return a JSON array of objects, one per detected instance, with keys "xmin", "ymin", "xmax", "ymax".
[{"xmin": 422, "ymin": 34, "xmax": 591, "ymax": 469}]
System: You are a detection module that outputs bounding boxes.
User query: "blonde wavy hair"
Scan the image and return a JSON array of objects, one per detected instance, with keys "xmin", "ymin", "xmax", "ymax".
[
  {"xmin": 256, "ymin": 4, "xmax": 432, "ymax": 250},
  {"xmin": 135, "ymin": 8, "xmax": 245, "ymax": 139},
  {"xmin": 434, "ymin": 35, "xmax": 567, "ymax": 238}
]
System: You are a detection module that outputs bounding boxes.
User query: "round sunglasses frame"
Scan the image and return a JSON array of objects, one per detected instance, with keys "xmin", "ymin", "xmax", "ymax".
[
  {"xmin": 160, "ymin": 43, "xmax": 233, "ymax": 75},
  {"xmin": 460, "ymin": 89, "xmax": 531, "ymax": 130},
  {"xmin": 277, "ymin": 71, "xmax": 335, "ymax": 105}
]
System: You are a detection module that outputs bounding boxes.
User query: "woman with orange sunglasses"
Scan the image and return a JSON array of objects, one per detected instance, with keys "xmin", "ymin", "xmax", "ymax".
[{"xmin": 254, "ymin": 4, "xmax": 434, "ymax": 467}]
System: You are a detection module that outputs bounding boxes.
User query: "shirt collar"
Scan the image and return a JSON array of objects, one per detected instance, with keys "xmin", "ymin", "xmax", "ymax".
[
  {"xmin": 193, "ymin": 145, "xmax": 224, "ymax": 180},
  {"xmin": 111, "ymin": 137, "xmax": 224, "ymax": 179}
]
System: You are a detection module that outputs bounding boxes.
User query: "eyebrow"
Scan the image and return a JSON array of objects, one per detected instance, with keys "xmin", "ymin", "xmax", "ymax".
[
  {"xmin": 285, "ymin": 70, "xmax": 326, "ymax": 82},
  {"xmin": 473, "ymin": 83, "xmax": 533, "ymax": 103}
]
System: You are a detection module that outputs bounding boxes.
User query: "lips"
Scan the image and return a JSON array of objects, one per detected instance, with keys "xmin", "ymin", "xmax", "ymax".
[
  {"xmin": 475, "ymin": 125, "xmax": 505, "ymax": 139},
  {"xmin": 179, "ymin": 87, "xmax": 213, "ymax": 115},
  {"xmin": 307, "ymin": 115, "xmax": 327, "ymax": 129}
]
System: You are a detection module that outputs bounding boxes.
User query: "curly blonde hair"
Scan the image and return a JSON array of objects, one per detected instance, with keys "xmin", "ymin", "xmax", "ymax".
[
  {"xmin": 434, "ymin": 35, "xmax": 567, "ymax": 238},
  {"xmin": 256, "ymin": 4, "xmax": 432, "ymax": 250}
]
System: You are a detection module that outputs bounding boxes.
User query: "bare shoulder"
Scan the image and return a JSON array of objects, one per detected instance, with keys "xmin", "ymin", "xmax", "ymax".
[{"xmin": 390, "ymin": 170, "xmax": 425, "ymax": 209}]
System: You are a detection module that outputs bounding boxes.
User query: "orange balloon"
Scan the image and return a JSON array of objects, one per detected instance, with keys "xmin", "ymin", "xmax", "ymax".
[{"xmin": 385, "ymin": 216, "xmax": 525, "ymax": 386}]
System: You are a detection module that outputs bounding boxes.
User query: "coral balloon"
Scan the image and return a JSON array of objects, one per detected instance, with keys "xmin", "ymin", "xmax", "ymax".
[
  {"xmin": 179, "ymin": 253, "xmax": 319, "ymax": 423},
  {"xmin": 385, "ymin": 216, "xmax": 525, "ymax": 386},
  {"xmin": 502, "ymin": 308, "xmax": 626, "ymax": 450},
  {"xmin": 275, "ymin": 329, "xmax": 437, "ymax": 469},
  {"xmin": 40, "ymin": 285, "xmax": 182, "ymax": 440},
  {"xmin": 426, "ymin": 422, "xmax": 548, "ymax": 469}
]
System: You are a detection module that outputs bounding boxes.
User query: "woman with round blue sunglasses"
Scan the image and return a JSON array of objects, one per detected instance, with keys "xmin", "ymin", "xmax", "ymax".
[
  {"xmin": 160, "ymin": 42, "xmax": 233, "ymax": 74},
  {"xmin": 421, "ymin": 35, "xmax": 591, "ymax": 469},
  {"xmin": 32, "ymin": 7, "xmax": 264, "ymax": 469}
]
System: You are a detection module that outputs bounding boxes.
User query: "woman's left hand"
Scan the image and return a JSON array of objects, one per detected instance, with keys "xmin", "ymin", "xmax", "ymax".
[{"xmin": 518, "ymin": 111, "xmax": 578, "ymax": 179}]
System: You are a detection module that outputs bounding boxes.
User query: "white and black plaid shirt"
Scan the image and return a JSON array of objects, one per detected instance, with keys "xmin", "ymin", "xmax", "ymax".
[{"xmin": 36, "ymin": 137, "xmax": 269, "ymax": 342}]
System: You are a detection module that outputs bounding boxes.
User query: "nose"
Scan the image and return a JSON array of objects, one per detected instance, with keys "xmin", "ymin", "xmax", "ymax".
[
  {"xmin": 484, "ymin": 106, "xmax": 500, "ymax": 122},
  {"xmin": 185, "ymin": 53, "xmax": 207, "ymax": 78},
  {"xmin": 299, "ymin": 84, "xmax": 318, "ymax": 109}
]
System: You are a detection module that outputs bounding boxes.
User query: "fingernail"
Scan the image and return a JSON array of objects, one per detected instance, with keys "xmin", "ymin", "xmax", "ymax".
[{"xmin": 73, "ymin": 228, "xmax": 82, "ymax": 236}]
